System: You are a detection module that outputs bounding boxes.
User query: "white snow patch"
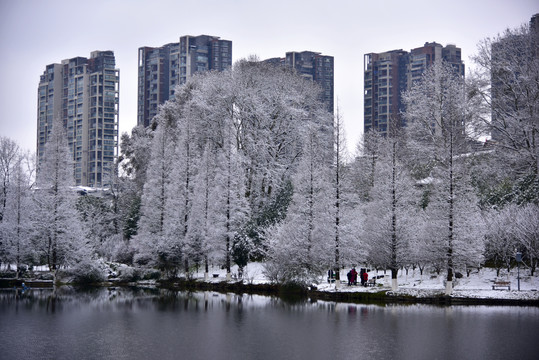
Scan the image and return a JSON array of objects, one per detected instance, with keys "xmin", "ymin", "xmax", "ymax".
[{"xmin": 193, "ymin": 264, "xmax": 539, "ymax": 301}]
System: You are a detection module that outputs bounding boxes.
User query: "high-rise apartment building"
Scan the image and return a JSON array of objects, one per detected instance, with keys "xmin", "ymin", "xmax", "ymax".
[
  {"xmin": 137, "ymin": 35, "xmax": 232, "ymax": 127},
  {"xmin": 285, "ymin": 51, "xmax": 334, "ymax": 114},
  {"xmin": 363, "ymin": 49, "xmax": 408, "ymax": 135},
  {"xmin": 264, "ymin": 51, "xmax": 335, "ymax": 160},
  {"xmin": 266, "ymin": 51, "xmax": 334, "ymax": 114},
  {"xmin": 37, "ymin": 51, "xmax": 120, "ymax": 187},
  {"xmin": 364, "ymin": 42, "xmax": 464, "ymax": 135}
]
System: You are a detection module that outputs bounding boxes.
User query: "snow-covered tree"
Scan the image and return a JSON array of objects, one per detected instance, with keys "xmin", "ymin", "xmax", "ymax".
[
  {"xmin": 128, "ymin": 57, "xmax": 333, "ymax": 277},
  {"xmin": 31, "ymin": 117, "xmax": 84, "ymax": 270},
  {"xmin": 212, "ymin": 130, "xmax": 250, "ymax": 279},
  {"xmin": 185, "ymin": 145, "xmax": 216, "ymax": 278},
  {"xmin": 485, "ymin": 203, "xmax": 539, "ymax": 276},
  {"xmin": 187, "ymin": 59, "xmax": 330, "ymax": 258},
  {"xmin": 119, "ymin": 125, "xmax": 154, "ymax": 192},
  {"xmin": 330, "ymin": 108, "xmax": 350, "ymax": 286},
  {"xmin": 164, "ymin": 93, "xmax": 200, "ymax": 277},
  {"xmin": 512, "ymin": 203, "xmax": 539, "ymax": 275},
  {"xmin": 484, "ymin": 208, "xmax": 516, "ymax": 276},
  {"xmin": 0, "ymin": 137, "xmax": 20, "ymax": 222},
  {"xmin": 361, "ymin": 131, "xmax": 418, "ymax": 290},
  {"xmin": 265, "ymin": 121, "xmax": 333, "ymax": 284},
  {"xmin": 232, "ymin": 60, "xmax": 318, "ymax": 213},
  {"xmin": 117, "ymin": 124, "xmax": 154, "ymax": 245},
  {"xmin": 0, "ymin": 150, "xmax": 33, "ymax": 276},
  {"xmin": 403, "ymin": 61, "xmax": 480, "ymax": 294},
  {"xmin": 76, "ymin": 194, "xmax": 118, "ymax": 260},
  {"xmin": 469, "ymin": 20, "xmax": 539, "ymax": 205},
  {"xmin": 0, "ymin": 137, "xmax": 21, "ymax": 267},
  {"xmin": 132, "ymin": 112, "xmax": 178, "ymax": 274},
  {"xmin": 349, "ymin": 131, "xmax": 384, "ymax": 201},
  {"xmin": 408, "ymin": 207, "xmax": 445, "ymax": 276}
]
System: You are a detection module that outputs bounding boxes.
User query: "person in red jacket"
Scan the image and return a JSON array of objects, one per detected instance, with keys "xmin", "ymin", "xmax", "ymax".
[
  {"xmin": 350, "ymin": 268, "xmax": 358, "ymax": 285},
  {"xmin": 362, "ymin": 271, "xmax": 368, "ymax": 287}
]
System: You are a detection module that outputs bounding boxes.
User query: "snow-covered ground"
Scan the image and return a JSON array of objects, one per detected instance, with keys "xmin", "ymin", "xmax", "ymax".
[
  {"xmin": 195, "ymin": 263, "xmax": 539, "ymax": 301},
  {"xmin": 5, "ymin": 262, "xmax": 538, "ymax": 301}
]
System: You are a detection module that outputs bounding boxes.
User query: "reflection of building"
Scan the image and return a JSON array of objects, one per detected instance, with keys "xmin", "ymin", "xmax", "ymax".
[
  {"xmin": 265, "ymin": 51, "xmax": 334, "ymax": 114},
  {"xmin": 37, "ymin": 51, "xmax": 120, "ymax": 187},
  {"xmin": 137, "ymin": 35, "xmax": 232, "ymax": 127},
  {"xmin": 364, "ymin": 42, "xmax": 464, "ymax": 136}
]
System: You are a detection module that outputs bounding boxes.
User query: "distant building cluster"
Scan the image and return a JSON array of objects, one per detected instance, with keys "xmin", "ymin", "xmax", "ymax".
[
  {"xmin": 137, "ymin": 35, "xmax": 232, "ymax": 127},
  {"xmin": 36, "ymin": 13, "xmax": 537, "ymax": 187},
  {"xmin": 363, "ymin": 42, "xmax": 465, "ymax": 136},
  {"xmin": 37, "ymin": 34, "xmax": 335, "ymax": 188},
  {"xmin": 265, "ymin": 51, "xmax": 334, "ymax": 114}
]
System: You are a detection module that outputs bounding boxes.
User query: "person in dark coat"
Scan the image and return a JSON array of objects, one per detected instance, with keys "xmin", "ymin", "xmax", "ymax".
[{"xmin": 346, "ymin": 270, "xmax": 352, "ymax": 286}]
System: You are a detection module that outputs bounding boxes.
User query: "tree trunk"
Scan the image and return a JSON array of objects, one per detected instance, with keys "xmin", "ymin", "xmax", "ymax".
[
  {"xmin": 391, "ymin": 278, "xmax": 398, "ymax": 291},
  {"xmin": 225, "ymin": 156, "xmax": 231, "ymax": 280},
  {"xmin": 307, "ymin": 150, "xmax": 314, "ymax": 263},
  {"xmin": 446, "ymin": 129, "xmax": 455, "ymax": 295},
  {"xmin": 334, "ymin": 112, "xmax": 342, "ymax": 287},
  {"xmin": 390, "ymin": 140, "xmax": 398, "ymax": 291}
]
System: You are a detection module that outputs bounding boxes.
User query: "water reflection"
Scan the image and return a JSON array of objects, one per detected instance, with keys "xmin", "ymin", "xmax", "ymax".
[
  {"xmin": 1, "ymin": 288, "xmax": 538, "ymax": 360},
  {"xmin": 1, "ymin": 287, "xmax": 386, "ymax": 316}
]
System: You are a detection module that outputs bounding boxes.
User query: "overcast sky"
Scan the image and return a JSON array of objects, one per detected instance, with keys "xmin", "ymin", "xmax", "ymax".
[{"xmin": 0, "ymin": 0, "xmax": 537, "ymax": 154}]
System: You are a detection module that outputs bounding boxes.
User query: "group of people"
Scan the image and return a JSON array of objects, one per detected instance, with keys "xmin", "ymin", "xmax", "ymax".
[
  {"xmin": 327, "ymin": 268, "xmax": 370, "ymax": 286},
  {"xmin": 347, "ymin": 268, "xmax": 369, "ymax": 286}
]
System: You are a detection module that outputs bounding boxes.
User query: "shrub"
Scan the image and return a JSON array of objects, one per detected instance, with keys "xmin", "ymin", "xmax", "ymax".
[
  {"xmin": 118, "ymin": 266, "xmax": 141, "ymax": 282},
  {"xmin": 114, "ymin": 241, "xmax": 135, "ymax": 265},
  {"xmin": 141, "ymin": 268, "xmax": 161, "ymax": 280},
  {"xmin": 0, "ymin": 270, "xmax": 16, "ymax": 278},
  {"xmin": 70, "ymin": 261, "xmax": 106, "ymax": 284}
]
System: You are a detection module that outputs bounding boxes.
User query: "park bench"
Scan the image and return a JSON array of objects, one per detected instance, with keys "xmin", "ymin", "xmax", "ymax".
[
  {"xmin": 366, "ymin": 278, "xmax": 376, "ymax": 287},
  {"xmin": 492, "ymin": 281, "xmax": 511, "ymax": 290}
]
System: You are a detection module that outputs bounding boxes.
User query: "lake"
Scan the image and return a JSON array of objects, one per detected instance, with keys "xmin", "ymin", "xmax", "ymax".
[{"xmin": 1, "ymin": 287, "xmax": 538, "ymax": 360}]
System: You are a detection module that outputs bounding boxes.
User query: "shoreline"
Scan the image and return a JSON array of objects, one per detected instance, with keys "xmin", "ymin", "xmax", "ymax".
[{"xmin": 2, "ymin": 277, "xmax": 539, "ymax": 306}]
